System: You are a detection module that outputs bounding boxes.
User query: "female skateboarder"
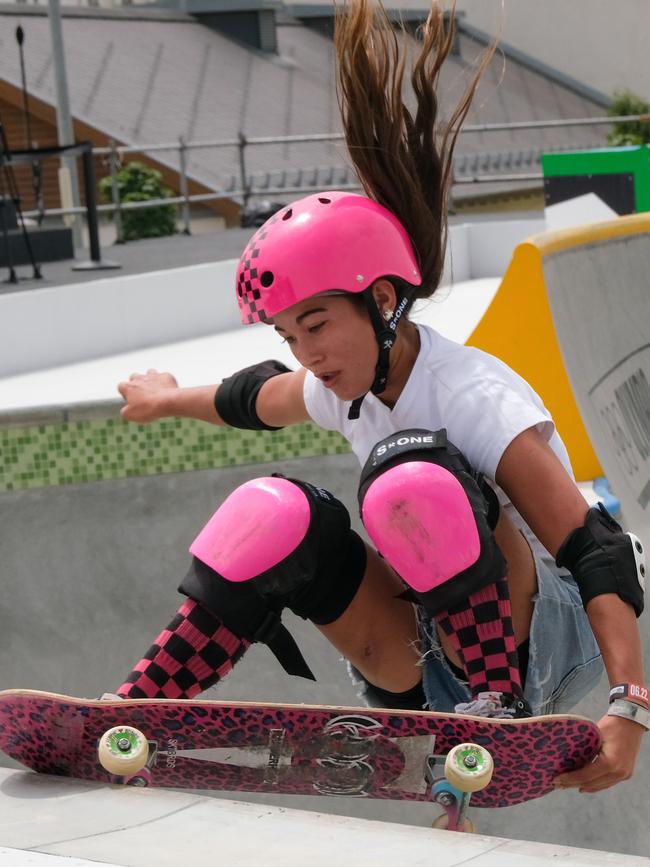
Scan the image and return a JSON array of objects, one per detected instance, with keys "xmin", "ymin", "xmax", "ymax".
[{"xmin": 114, "ymin": 0, "xmax": 647, "ymax": 793}]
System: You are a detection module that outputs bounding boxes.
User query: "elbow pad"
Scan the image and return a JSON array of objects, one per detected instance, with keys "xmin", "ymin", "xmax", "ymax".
[
  {"xmin": 215, "ymin": 359, "xmax": 292, "ymax": 430},
  {"xmin": 556, "ymin": 503, "xmax": 646, "ymax": 617}
]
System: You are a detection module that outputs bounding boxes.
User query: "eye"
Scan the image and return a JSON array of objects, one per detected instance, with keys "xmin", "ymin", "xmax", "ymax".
[{"xmin": 308, "ymin": 322, "xmax": 325, "ymax": 334}]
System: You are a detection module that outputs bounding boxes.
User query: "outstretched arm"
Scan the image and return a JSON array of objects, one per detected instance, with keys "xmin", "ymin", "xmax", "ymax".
[
  {"xmin": 496, "ymin": 426, "xmax": 646, "ymax": 793},
  {"xmin": 118, "ymin": 366, "xmax": 310, "ymax": 427},
  {"xmin": 118, "ymin": 370, "xmax": 219, "ymax": 423}
]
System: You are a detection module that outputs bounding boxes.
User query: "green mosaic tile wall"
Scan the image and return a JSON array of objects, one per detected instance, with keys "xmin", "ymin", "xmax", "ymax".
[{"xmin": 0, "ymin": 418, "xmax": 351, "ymax": 492}]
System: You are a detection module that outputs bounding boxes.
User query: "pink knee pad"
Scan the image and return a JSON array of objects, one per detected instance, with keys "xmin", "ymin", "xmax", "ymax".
[
  {"xmin": 190, "ymin": 476, "xmax": 311, "ymax": 582},
  {"xmin": 360, "ymin": 461, "xmax": 481, "ymax": 592}
]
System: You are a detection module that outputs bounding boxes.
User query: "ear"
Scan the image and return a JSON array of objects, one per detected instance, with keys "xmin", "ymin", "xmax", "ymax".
[{"xmin": 371, "ymin": 279, "xmax": 398, "ymax": 316}]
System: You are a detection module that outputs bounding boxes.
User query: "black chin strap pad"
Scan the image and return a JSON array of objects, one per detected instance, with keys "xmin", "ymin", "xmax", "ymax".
[
  {"xmin": 347, "ymin": 288, "xmax": 406, "ymax": 420},
  {"xmin": 364, "ymin": 290, "xmax": 398, "ymax": 395},
  {"xmin": 348, "ymin": 396, "xmax": 364, "ymax": 420}
]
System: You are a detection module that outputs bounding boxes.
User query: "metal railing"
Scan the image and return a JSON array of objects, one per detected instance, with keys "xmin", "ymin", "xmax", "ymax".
[{"xmin": 16, "ymin": 113, "xmax": 649, "ymax": 241}]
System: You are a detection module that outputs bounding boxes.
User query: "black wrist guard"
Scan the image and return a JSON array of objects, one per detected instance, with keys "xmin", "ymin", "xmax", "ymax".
[
  {"xmin": 556, "ymin": 503, "xmax": 645, "ymax": 617},
  {"xmin": 215, "ymin": 359, "xmax": 292, "ymax": 430}
]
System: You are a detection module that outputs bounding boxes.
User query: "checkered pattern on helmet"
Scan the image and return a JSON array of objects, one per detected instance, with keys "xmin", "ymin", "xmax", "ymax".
[
  {"xmin": 436, "ymin": 576, "xmax": 522, "ymax": 697},
  {"xmin": 117, "ymin": 599, "xmax": 249, "ymax": 699},
  {"xmin": 237, "ymin": 212, "xmax": 282, "ymax": 324}
]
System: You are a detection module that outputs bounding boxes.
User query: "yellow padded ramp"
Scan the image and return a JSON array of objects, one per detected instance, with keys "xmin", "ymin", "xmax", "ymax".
[
  {"xmin": 465, "ymin": 240, "xmax": 601, "ymax": 482},
  {"xmin": 466, "ymin": 213, "xmax": 650, "ymax": 482}
]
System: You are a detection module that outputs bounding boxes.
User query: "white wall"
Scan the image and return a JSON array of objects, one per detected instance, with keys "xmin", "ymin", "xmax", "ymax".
[
  {"xmin": 0, "ymin": 219, "xmax": 543, "ymax": 379},
  {"xmin": 0, "ymin": 260, "xmax": 240, "ymax": 378},
  {"xmin": 544, "ymin": 230, "xmax": 650, "ymax": 542},
  {"xmin": 441, "ymin": 218, "xmax": 546, "ymax": 286},
  {"xmin": 291, "ymin": 0, "xmax": 649, "ymax": 102},
  {"xmin": 454, "ymin": 0, "xmax": 649, "ymax": 103}
]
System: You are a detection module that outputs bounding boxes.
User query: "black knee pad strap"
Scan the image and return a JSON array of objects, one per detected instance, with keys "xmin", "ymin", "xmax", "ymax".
[{"xmin": 180, "ymin": 557, "xmax": 316, "ymax": 680}]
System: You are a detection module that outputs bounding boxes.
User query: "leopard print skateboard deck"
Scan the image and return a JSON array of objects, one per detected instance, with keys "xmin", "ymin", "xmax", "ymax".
[{"xmin": 0, "ymin": 689, "xmax": 601, "ymax": 808}]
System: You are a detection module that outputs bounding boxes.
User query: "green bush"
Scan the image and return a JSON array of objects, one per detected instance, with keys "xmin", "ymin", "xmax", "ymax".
[
  {"xmin": 99, "ymin": 161, "xmax": 177, "ymax": 241},
  {"xmin": 607, "ymin": 89, "xmax": 650, "ymax": 147}
]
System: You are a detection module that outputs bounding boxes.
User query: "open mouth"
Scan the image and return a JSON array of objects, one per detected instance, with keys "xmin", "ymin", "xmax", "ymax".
[{"xmin": 319, "ymin": 372, "xmax": 340, "ymax": 388}]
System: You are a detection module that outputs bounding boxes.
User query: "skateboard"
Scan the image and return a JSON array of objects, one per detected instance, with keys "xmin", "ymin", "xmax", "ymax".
[{"xmin": 0, "ymin": 689, "xmax": 601, "ymax": 832}]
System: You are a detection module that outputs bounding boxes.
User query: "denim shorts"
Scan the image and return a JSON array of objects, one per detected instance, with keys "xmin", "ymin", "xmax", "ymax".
[{"xmin": 350, "ymin": 557, "xmax": 604, "ymax": 716}]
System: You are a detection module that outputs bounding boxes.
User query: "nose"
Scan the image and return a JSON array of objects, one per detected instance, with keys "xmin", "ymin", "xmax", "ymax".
[{"xmin": 296, "ymin": 339, "xmax": 325, "ymax": 371}]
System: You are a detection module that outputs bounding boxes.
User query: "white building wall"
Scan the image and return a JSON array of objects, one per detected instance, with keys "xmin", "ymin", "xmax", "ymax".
[
  {"xmin": 453, "ymin": 0, "xmax": 649, "ymax": 103},
  {"xmin": 287, "ymin": 0, "xmax": 649, "ymax": 103}
]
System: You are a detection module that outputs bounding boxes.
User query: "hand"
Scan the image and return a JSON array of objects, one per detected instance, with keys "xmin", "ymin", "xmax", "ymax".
[
  {"xmin": 554, "ymin": 713, "xmax": 645, "ymax": 793},
  {"xmin": 117, "ymin": 368, "xmax": 178, "ymax": 423}
]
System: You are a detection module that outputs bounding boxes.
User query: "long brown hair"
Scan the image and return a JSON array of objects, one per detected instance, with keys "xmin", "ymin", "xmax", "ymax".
[{"xmin": 335, "ymin": 0, "xmax": 495, "ymax": 300}]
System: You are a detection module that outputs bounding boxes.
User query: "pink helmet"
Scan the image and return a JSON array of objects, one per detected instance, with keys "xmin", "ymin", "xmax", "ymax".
[{"xmin": 236, "ymin": 191, "xmax": 422, "ymax": 324}]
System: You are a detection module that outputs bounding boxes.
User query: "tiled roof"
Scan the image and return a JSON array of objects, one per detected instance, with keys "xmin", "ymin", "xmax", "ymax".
[{"xmin": 0, "ymin": 4, "xmax": 612, "ymax": 199}]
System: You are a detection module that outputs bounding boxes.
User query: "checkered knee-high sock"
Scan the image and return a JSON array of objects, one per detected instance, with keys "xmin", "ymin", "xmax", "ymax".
[
  {"xmin": 435, "ymin": 574, "xmax": 522, "ymax": 697},
  {"xmin": 117, "ymin": 599, "xmax": 249, "ymax": 699}
]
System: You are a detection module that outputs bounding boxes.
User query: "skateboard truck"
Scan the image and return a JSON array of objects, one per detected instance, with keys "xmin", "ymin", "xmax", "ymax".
[{"xmin": 427, "ymin": 743, "xmax": 494, "ymax": 832}]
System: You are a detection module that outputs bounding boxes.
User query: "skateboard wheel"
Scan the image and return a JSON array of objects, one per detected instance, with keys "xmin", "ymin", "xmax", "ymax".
[
  {"xmin": 432, "ymin": 814, "xmax": 477, "ymax": 833},
  {"xmin": 98, "ymin": 725, "xmax": 149, "ymax": 776},
  {"xmin": 444, "ymin": 743, "xmax": 493, "ymax": 793}
]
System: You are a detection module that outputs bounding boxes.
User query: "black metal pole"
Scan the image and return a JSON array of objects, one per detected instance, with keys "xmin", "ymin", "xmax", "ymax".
[
  {"xmin": 238, "ymin": 132, "xmax": 250, "ymax": 209},
  {"xmin": 15, "ymin": 25, "xmax": 44, "ymax": 224},
  {"xmin": 0, "ymin": 179, "xmax": 18, "ymax": 285},
  {"xmin": 71, "ymin": 142, "xmax": 120, "ymax": 271},
  {"xmin": 82, "ymin": 145, "xmax": 101, "ymax": 263},
  {"xmin": 15, "ymin": 27, "xmax": 33, "ymax": 148}
]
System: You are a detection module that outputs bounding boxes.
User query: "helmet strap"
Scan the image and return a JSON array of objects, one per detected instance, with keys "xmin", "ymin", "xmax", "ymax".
[{"xmin": 347, "ymin": 287, "xmax": 407, "ymax": 421}]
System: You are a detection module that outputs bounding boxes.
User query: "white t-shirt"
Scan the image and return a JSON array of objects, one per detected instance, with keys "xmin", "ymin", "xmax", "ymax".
[{"xmin": 303, "ymin": 323, "xmax": 574, "ymax": 562}]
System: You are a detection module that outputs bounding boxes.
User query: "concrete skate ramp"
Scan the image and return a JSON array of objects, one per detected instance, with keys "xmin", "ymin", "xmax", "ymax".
[
  {"xmin": 538, "ymin": 214, "xmax": 650, "ymax": 541},
  {"xmin": 4, "ymin": 769, "xmax": 649, "ymax": 867},
  {"xmin": 2, "ymin": 457, "xmax": 649, "ymax": 857}
]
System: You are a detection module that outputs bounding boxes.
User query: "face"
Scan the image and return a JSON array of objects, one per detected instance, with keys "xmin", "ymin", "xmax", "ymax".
[{"xmin": 273, "ymin": 295, "xmax": 378, "ymax": 401}]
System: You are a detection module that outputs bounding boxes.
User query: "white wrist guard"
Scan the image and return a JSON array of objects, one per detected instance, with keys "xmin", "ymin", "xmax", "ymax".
[{"xmin": 607, "ymin": 699, "xmax": 650, "ymax": 731}]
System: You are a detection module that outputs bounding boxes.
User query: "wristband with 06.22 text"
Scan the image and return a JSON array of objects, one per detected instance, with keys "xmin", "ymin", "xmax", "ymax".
[{"xmin": 608, "ymin": 683, "xmax": 649, "ymax": 709}]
